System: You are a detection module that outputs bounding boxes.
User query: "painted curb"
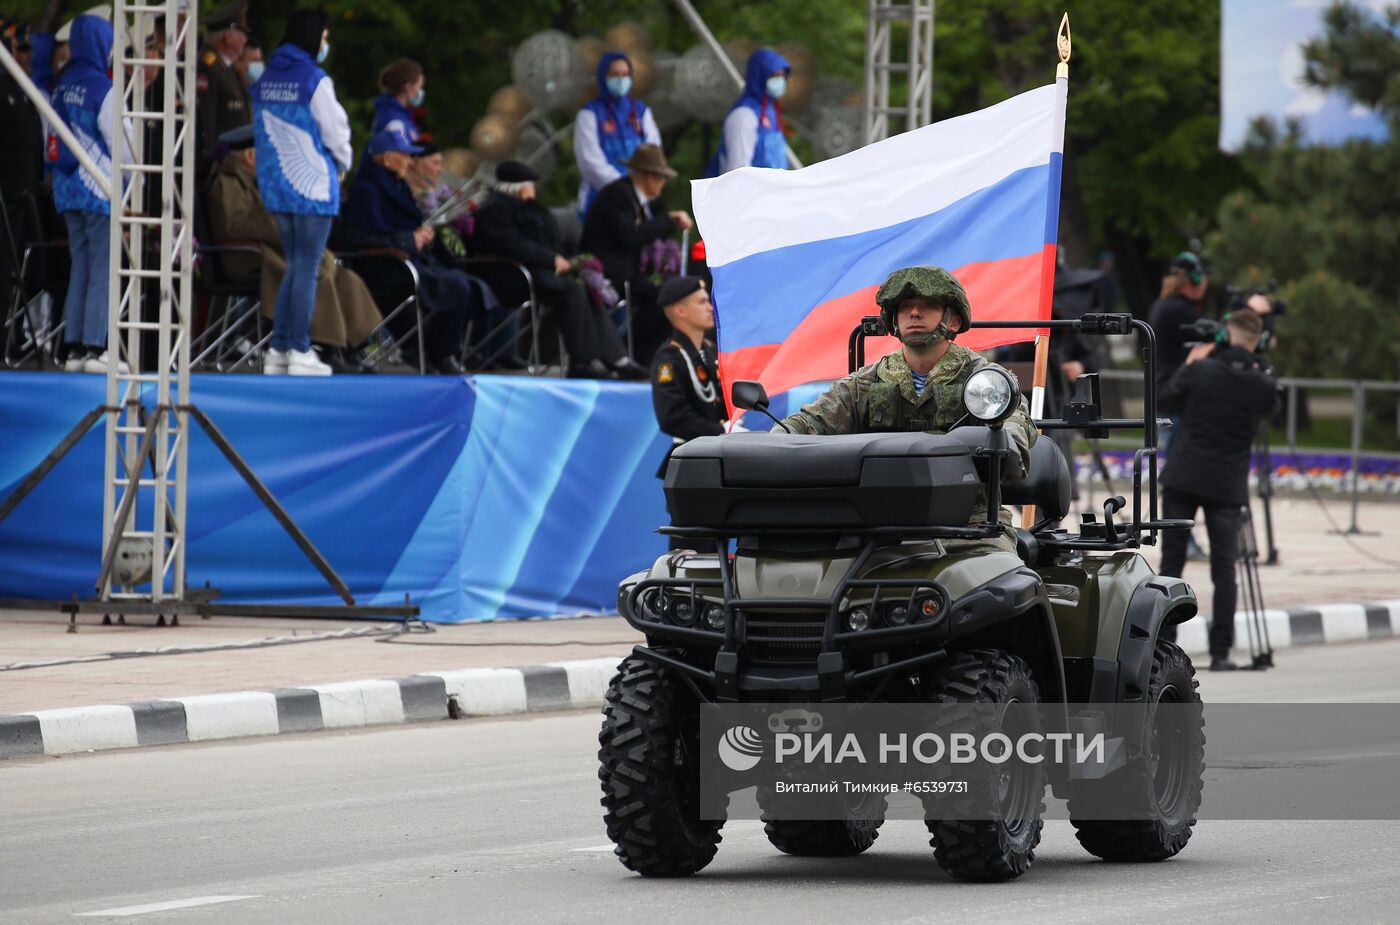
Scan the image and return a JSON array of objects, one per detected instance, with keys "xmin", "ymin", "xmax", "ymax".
[{"xmin": 2, "ymin": 599, "xmax": 1397, "ymax": 760}]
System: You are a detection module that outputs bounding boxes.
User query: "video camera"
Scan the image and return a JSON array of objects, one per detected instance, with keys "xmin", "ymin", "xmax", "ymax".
[
  {"xmin": 1180, "ymin": 282, "xmax": 1284, "ymax": 353},
  {"xmin": 1224, "ymin": 282, "xmax": 1287, "ymax": 317}
]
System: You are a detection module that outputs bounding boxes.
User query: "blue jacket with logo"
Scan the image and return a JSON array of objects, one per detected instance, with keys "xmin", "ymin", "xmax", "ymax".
[
  {"xmin": 370, "ymin": 94, "xmax": 419, "ymax": 141},
  {"xmin": 578, "ymin": 51, "xmax": 654, "ymax": 211},
  {"xmin": 252, "ymin": 44, "xmax": 341, "ymax": 216},
  {"xmin": 50, "ymin": 15, "xmax": 115, "ymax": 215},
  {"xmin": 710, "ymin": 47, "xmax": 790, "ymax": 175}
]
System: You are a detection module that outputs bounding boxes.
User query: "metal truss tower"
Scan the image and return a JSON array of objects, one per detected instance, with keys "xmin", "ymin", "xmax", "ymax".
[
  {"xmin": 863, "ymin": 0, "xmax": 935, "ymax": 145},
  {"xmin": 101, "ymin": 0, "xmax": 196, "ymax": 604}
]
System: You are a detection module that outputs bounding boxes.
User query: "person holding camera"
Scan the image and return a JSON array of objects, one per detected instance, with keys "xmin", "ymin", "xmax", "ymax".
[{"xmin": 1157, "ymin": 308, "xmax": 1278, "ymax": 671}]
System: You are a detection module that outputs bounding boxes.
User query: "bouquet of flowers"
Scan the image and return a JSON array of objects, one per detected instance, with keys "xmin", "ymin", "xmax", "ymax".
[
  {"xmin": 639, "ymin": 238, "xmax": 682, "ymax": 285},
  {"xmin": 571, "ymin": 253, "xmax": 620, "ymax": 309},
  {"xmin": 418, "ymin": 182, "xmax": 476, "ymax": 258}
]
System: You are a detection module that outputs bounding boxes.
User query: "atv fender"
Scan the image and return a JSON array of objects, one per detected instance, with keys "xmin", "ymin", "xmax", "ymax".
[
  {"xmin": 1114, "ymin": 576, "xmax": 1198, "ymax": 706},
  {"xmin": 946, "ymin": 567, "xmax": 1067, "ymax": 706}
]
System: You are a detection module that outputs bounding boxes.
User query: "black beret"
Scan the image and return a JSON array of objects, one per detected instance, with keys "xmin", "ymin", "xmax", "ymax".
[
  {"xmin": 495, "ymin": 160, "xmax": 539, "ymax": 184},
  {"xmin": 657, "ymin": 275, "xmax": 705, "ymax": 309}
]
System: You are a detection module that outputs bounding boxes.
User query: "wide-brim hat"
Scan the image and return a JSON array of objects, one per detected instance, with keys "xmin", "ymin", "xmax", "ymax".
[{"xmin": 620, "ymin": 143, "xmax": 677, "ymax": 179}]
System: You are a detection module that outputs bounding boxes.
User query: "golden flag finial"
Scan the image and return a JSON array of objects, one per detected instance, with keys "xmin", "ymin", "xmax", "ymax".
[{"xmin": 1057, "ymin": 12, "xmax": 1072, "ymax": 79}]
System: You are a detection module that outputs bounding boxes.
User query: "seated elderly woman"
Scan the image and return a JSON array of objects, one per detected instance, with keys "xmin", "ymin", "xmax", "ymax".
[
  {"xmin": 470, "ymin": 161, "xmax": 645, "ymax": 380},
  {"xmin": 206, "ymin": 125, "xmax": 382, "ymax": 373},
  {"xmin": 339, "ymin": 128, "xmax": 499, "ymax": 374}
]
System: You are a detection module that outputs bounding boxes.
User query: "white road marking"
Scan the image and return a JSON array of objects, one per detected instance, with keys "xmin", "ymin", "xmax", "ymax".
[
  {"xmin": 568, "ymin": 845, "xmax": 617, "ymax": 852},
  {"xmin": 74, "ymin": 895, "xmax": 260, "ymax": 917}
]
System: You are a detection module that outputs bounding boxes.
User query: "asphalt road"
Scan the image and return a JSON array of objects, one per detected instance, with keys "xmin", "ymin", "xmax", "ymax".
[{"xmin": 2, "ymin": 640, "xmax": 1399, "ymax": 924}]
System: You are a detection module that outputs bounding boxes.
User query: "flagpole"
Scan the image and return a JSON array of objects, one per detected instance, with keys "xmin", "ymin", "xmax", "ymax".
[{"xmin": 1022, "ymin": 12, "xmax": 1071, "ymax": 529}]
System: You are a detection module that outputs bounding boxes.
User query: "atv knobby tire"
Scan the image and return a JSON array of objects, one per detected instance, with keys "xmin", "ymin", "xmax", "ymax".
[
  {"xmin": 599, "ymin": 657, "xmax": 724, "ymax": 877},
  {"xmin": 1069, "ymin": 639, "xmax": 1204, "ymax": 861},
  {"xmin": 925, "ymin": 649, "xmax": 1046, "ymax": 882}
]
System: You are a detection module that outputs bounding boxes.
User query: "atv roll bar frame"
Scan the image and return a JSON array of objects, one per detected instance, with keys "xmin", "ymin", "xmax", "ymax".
[{"xmin": 849, "ymin": 312, "xmax": 1192, "ymax": 551}]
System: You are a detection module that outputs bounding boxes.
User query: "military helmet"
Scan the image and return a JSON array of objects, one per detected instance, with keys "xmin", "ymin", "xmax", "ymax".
[{"xmin": 875, "ymin": 266, "xmax": 972, "ymax": 342}]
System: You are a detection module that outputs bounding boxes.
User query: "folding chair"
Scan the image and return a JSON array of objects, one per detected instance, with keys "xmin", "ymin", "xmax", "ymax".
[
  {"xmin": 456, "ymin": 255, "xmax": 560, "ymax": 373},
  {"xmin": 3, "ymin": 239, "xmax": 70, "ymax": 369},
  {"xmin": 191, "ymin": 189, "xmax": 269, "ymax": 371},
  {"xmin": 334, "ymin": 248, "xmax": 426, "ymax": 374}
]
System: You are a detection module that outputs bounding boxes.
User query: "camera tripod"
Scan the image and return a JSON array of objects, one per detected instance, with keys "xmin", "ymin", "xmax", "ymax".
[{"xmin": 1236, "ymin": 503, "xmax": 1275, "ymax": 670}]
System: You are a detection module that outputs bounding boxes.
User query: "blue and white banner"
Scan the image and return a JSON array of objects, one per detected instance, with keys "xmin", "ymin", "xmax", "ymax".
[
  {"xmin": 0, "ymin": 374, "xmax": 672, "ymax": 621},
  {"xmin": 1221, "ymin": 0, "xmax": 1390, "ymax": 151}
]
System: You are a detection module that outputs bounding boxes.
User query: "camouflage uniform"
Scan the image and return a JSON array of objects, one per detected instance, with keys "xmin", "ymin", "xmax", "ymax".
[{"xmin": 778, "ymin": 343, "xmax": 1037, "ymax": 555}]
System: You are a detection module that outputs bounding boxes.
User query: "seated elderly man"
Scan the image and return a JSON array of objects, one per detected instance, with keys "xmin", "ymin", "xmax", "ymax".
[
  {"xmin": 471, "ymin": 161, "xmax": 646, "ymax": 379},
  {"xmin": 205, "ymin": 125, "xmax": 381, "ymax": 372},
  {"xmin": 578, "ymin": 143, "xmax": 693, "ymax": 364},
  {"xmin": 340, "ymin": 128, "xmax": 499, "ymax": 374}
]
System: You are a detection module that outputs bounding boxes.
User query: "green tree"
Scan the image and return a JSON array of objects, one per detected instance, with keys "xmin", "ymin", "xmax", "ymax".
[
  {"xmin": 928, "ymin": 1, "xmax": 1244, "ymax": 313},
  {"xmin": 1208, "ymin": 2, "xmax": 1399, "ymax": 442}
]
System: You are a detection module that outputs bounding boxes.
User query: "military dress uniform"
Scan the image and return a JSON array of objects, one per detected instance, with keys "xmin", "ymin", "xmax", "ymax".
[
  {"xmin": 651, "ymin": 332, "xmax": 726, "ymax": 478},
  {"xmin": 779, "ymin": 344, "xmax": 1037, "ymax": 554},
  {"xmin": 196, "ymin": 45, "xmax": 251, "ymax": 170}
]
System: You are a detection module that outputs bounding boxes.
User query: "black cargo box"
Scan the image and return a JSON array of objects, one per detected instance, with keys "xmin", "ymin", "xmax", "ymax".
[{"xmin": 664, "ymin": 432, "xmax": 981, "ymax": 529}]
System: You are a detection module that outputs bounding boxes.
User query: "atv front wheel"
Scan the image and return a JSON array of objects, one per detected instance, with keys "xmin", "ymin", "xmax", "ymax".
[
  {"xmin": 925, "ymin": 649, "xmax": 1046, "ymax": 882},
  {"xmin": 599, "ymin": 657, "xmax": 724, "ymax": 876},
  {"xmin": 1069, "ymin": 639, "xmax": 1205, "ymax": 861}
]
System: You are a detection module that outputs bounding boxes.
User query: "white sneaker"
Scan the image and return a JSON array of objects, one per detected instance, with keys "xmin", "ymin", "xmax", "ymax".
[
  {"xmin": 286, "ymin": 348, "xmax": 332, "ymax": 377},
  {"xmin": 64, "ymin": 355, "xmax": 87, "ymax": 372},
  {"xmin": 263, "ymin": 348, "xmax": 289, "ymax": 375},
  {"xmin": 83, "ymin": 351, "xmax": 129, "ymax": 374}
]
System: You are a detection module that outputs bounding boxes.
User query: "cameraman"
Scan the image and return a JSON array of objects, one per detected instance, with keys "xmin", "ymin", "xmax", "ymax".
[
  {"xmin": 1148, "ymin": 251, "xmax": 1209, "ymax": 454},
  {"xmin": 1157, "ymin": 309, "xmax": 1278, "ymax": 670}
]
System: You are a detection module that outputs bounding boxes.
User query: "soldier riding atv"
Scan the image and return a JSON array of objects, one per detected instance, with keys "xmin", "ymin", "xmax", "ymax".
[{"xmin": 599, "ymin": 266, "xmax": 1206, "ymax": 881}]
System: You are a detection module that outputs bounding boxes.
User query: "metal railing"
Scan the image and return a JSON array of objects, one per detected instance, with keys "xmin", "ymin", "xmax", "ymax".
[{"xmin": 1096, "ymin": 368, "xmax": 1400, "ymax": 534}]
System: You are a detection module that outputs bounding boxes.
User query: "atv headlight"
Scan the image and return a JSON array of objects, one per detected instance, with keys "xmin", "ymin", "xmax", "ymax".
[
  {"xmin": 963, "ymin": 368, "xmax": 1017, "ymax": 423},
  {"xmin": 846, "ymin": 607, "xmax": 871, "ymax": 632},
  {"xmin": 670, "ymin": 597, "xmax": 696, "ymax": 626},
  {"xmin": 703, "ymin": 604, "xmax": 727, "ymax": 631}
]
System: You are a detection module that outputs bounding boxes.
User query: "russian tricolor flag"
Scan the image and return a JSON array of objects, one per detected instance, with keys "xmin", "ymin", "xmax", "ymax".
[{"xmin": 692, "ymin": 78, "xmax": 1067, "ymax": 400}]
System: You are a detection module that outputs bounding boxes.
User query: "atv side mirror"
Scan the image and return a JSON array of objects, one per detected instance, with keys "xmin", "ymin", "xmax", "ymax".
[
  {"xmin": 730, "ymin": 380, "xmax": 792, "ymax": 434},
  {"xmin": 731, "ymin": 380, "xmax": 769, "ymax": 412}
]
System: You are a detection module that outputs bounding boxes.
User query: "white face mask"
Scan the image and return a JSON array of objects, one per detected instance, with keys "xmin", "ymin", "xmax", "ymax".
[
  {"xmin": 246, "ymin": 60, "xmax": 265, "ymax": 82},
  {"xmin": 765, "ymin": 75, "xmax": 787, "ymax": 99}
]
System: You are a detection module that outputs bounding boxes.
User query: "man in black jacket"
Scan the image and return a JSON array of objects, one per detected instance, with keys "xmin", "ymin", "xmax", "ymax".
[
  {"xmin": 1157, "ymin": 308, "xmax": 1278, "ymax": 670},
  {"xmin": 579, "ymin": 144, "xmax": 692, "ymax": 363},
  {"xmin": 471, "ymin": 161, "xmax": 644, "ymax": 379},
  {"xmin": 649, "ymin": 276, "xmax": 725, "ymax": 549}
]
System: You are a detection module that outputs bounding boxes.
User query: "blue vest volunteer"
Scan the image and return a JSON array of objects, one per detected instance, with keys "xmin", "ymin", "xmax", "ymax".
[
  {"xmin": 252, "ymin": 43, "xmax": 351, "ymax": 216},
  {"xmin": 50, "ymin": 15, "xmax": 115, "ymax": 216},
  {"xmin": 711, "ymin": 47, "xmax": 791, "ymax": 175},
  {"xmin": 574, "ymin": 50, "xmax": 661, "ymax": 214},
  {"xmin": 371, "ymin": 93, "xmax": 419, "ymax": 141}
]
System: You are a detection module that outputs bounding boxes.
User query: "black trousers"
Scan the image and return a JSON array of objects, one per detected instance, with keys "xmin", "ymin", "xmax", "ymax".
[
  {"xmin": 1158, "ymin": 487, "xmax": 1241, "ymax": 658},
  {"xmin": 537, "ymin": 274, "xmax": 625, "ymax": 366}
]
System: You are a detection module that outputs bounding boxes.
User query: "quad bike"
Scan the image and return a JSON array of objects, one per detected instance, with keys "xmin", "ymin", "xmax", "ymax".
[{"xmin": 599, "ymin": 313, "xmax": 1205, "ymax": 881}]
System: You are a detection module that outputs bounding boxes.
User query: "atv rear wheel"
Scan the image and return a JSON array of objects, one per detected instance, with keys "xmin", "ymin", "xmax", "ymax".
[
  {"xmin": 758, "ymin": 790, "xmax": 886, "ymax": 857},
  {"xmin": 925, "ymin": 649, "xmax": 1046, "ymax": 882},
  {"xmin": 599, "ymin": 657, "xmax": 724, "ymax": 876},
  {"xmin": 1069, "ymin": 639, "xmax": 1205, "ymax": 861}
]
